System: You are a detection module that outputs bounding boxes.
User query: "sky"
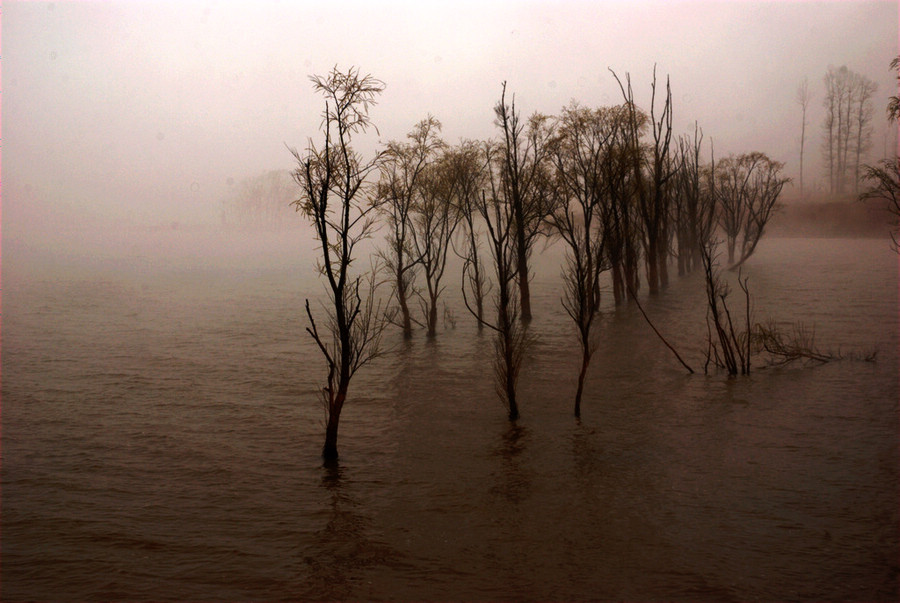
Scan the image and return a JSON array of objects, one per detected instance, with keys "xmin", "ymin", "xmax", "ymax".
[{"xmin": 3, "ymin": 0, "xmax": 898, "ymax": 230}]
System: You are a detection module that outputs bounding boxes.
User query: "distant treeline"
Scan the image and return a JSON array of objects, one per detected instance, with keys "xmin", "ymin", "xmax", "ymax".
[{"xmin": 220, "ymin": 169, "xmax": 300, "ymax": 229}]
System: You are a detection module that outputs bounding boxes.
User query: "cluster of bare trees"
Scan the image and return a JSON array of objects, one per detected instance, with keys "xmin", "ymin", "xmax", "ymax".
[
  {"xmin": 291, "ymin": 66, "xmax": 789, "ymax": 460},
  {"xmin": 821, "ymin": 65, "xmax": 879, "ymax": 195}
]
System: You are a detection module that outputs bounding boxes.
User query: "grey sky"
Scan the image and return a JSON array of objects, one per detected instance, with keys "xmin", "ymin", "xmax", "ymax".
[{"xmin": 4, "ymin": 0, "xmax": 898, "ymax": 228}]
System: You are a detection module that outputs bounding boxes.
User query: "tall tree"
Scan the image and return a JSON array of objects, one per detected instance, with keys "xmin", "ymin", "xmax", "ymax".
[
  {"xmin": 599, "ymin": 104, "xmax": 644, "ymax": 305},
  {"xmin": 672, "ymin": 122, "xmax": 715, "ymax": 275},
  {"xmin": 410, "ymin": 141, "xmax": 464, "ymax": 337},
  {"xmin": 822, "ymin": 65, "xmax": 878, "ymax": 194},
  {"xmin": 714, "ymin": 152, "xmax": 789, "ymax": 268},
  {"xmin": 796, "ymin": 77, "xmax": 812, "ymax": 197},
  {"xmin": 852, "ymin": 75, "xmax": 878, "ymax": 193},
  {"xmin": 462, "ymin": 142, "xmax": 528, "ymax": 421},
  {"xmin": 548, "ymin": 102, "xmax": 618, "ymax": 417},
  {"xmin": 611, "ymin": 66, "xmax": 674, "ymax": 295},
  {"xmin": 289, "ymin": 66, "xmax": 388, "ymax": 461},
  {"xmin": 449, "ymin": 140, "xmax": 491, "ymax": 329},
  {"xmin": 376, "ymin": 116, "xmax": 444, "ymax": 338},
  {"xmin": 493, "ymin": 82, "xmax": 556, "ymax": 321}
]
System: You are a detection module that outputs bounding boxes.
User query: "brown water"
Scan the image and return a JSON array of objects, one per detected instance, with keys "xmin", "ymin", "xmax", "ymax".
[{"xmin": 2, "ymin": 233, "xmax": 898, "ymax": 601}]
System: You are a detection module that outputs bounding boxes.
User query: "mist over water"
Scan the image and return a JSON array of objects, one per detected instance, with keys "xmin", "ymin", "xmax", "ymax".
[{"xmin": 2, "ymin": 230, "xmax": 897, "ymax": 601}]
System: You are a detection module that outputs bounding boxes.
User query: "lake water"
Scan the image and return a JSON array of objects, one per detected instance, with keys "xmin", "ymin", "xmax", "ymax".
[{"xmin": 2, "ymin": 232, "xmax": 898, "ymax": 601}]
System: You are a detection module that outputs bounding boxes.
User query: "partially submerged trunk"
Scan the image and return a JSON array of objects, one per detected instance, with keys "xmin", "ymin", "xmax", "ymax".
[
  {"xmin": 573, "ymin": 347, "xmax": 591, "ymax": 419},
  {"xmin": 397, "ymin": 276, "xmax": 413, "ymax": 338},
  {"xmin": 322, "ymin": 386, "xmax": 347, "ymax": 461}
]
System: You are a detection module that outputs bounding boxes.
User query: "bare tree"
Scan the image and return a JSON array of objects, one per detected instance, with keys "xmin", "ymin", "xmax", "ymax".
[
  {"xmin": 410, "ymin": 140, "xmax": 464, "ymax": 337},
  {"xmin": 462, "ymin": 142, "xmax": 528, "ymax": 421},
  {"xmin": 599, "ymin": 104, "xmax": 644, "ymax": 305},
  {"xmin": 289, "ymin": 66, "xmax": 388, "ymax": 461},
  {"xmin": 449, "ymin": 140, "xmax": 492, "ymax": 328},
  {"xmin": 796, "ymin": 77, "xmax": 812, "ymax": 197},
  {"xmin": 611, "ymin": 66, "xmax": 675, "ymax": 294},
  {"xmin": 672, "ymin": 123, "xmax": 716, "ymax": 276},
  {"xmin": 822, "ymin": 65, "xmax": 878, "ymax": 194},
  {"xmin": 714, "ymin": 152, "xmax": 789, "ymax": 268},
  {"xmin": 493, "ymin": 82, "xmax": 556, "ymax": 322},
  {"xmin": 700, "ymin": 239, "xmax": 751, "ymax": 376},
  {"xmin": 548, "ymin": 101, "xmax": 619, "ymax": 417},
  {"xmin": 852, "ymin": 75, "xmax": 878, "ymax": 193},
  {"xmin": 375, "ymin": 116, "xmax": 443, "ymax": 338}
]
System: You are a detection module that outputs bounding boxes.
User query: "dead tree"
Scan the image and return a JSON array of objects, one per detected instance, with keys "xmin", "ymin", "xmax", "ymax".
[
  {"xmin": 796, "ymin": 78, "xmax": 812, "ymax": 197},
  {"xmin": 410, "ymin": 143, "xmax": 463, "ymax": 337},
  {"xmin": 289, "ymin": 66, "xmax": 388, "ymax": 462},
  {"xmin": 548, "ymin": 102, "xmax": 619, "ymax": 417},
  {"xmin": 611, "ymin": 66, "xmax": 675, "ymax": 294},
  {"xmin": 375, "ymin": 116, "xmax": 443, "ymax": 338},
  {"xmin": 672, "ymin": 123, "xmax": 714, "ymax": 275},
  {"xmin": 822, "ymin": 66, "xmax": 878, "ymax": 194},
  {"xmin": 700, "ymin": 239, "xmax": 751, "ymax": 376},
  {"xmin": 462, "ymin": 142, "xmax": 528, "ymax": 421},
  {"xmin": 599, "ymin": 106, "xmax": 643, "ymax": 305},
  {"xmin": 493, "ymin": 82, "xmax": 556, "ymax": 322},
  {"xmin": 449, "ymin": 140, "xmax": 492, "ymax": 328},
  {"xmin": 714, "ymin": 152, "xmax": 789, "ymax": 269}
]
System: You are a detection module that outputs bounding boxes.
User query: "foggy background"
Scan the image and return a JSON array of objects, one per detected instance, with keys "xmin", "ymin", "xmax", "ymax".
[{"xmin": 3, "ymin": 0, "xmax": 898, "ymax": 243}]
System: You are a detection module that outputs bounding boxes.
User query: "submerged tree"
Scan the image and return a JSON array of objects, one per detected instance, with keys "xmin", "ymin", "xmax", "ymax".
[
  {"xmin": 611, "ymin": 66, "xmax": 675, "ymax": 294},
  {"xmin": 289, "ymin": 66, "xmax": 389, "ymax": 461},
  {"xmin": 548, "ymin": 102, "xmax": 618, "ymax": 417},
  {"xmin": 672, "ymin": 123, "xmax": 715, "ymax": 275},
  {"xmin": 700, "ymin": 239, "xmax": 751, "ymax": 376},
  {"xmin": 462, "ymin": 142, "xmax": 528, "ymax": 421},
  {"xmin": 493, "ymin": 82, "xmax": 556, "ymax": 322},
  {"xmin": 410, "ymin": 137, "xmax": 464, "ymax": 337},
  {"xmin": 376, "ymin": 116, "xmax": 444, "ymax": 337},
  {"xmin": 714, "ymin": 152, "xmax": 789, "ymax": 268},
  {"xmin": 450, "ymin": 139, "xmax": 492, "ymax": 328},
  {"xmin": 600, "ymin": 104, "xmax": 644, "ymax": 305}
]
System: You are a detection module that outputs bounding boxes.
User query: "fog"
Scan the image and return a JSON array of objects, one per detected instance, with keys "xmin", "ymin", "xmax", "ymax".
[{"xmin": 3, "ymin": 0, "xmax": 898, "ymax": 254}]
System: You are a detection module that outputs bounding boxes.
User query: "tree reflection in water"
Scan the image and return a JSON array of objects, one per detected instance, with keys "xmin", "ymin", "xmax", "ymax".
[{"xmin": 297, "ymin": 464, "xmax": 397, "ymax": 601}]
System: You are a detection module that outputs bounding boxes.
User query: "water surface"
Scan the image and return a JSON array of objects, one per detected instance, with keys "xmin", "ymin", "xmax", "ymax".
[{"xmin": 2, "ymin": 234, "xmax": 897, "ymax": 601}]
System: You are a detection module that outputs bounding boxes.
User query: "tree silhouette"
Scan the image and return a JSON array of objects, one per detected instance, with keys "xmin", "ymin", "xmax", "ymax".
[
  {"xmin": 493, "ymin": 82, "xmax": 556, "ymax": 322},
  {"xmin": 289, "ymin": 66, "xmax": 389, "ymax": 461},
  {"xmin": 375, "ymin": 116, "xmax": 444, "ymax": 338}
]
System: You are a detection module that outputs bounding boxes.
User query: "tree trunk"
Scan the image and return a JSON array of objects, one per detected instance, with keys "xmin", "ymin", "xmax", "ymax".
[
  {"xmin": 611, "ymin": 262, "xmax": 624, "ymax": 306},
  {"xmin": 646, "ymin": 237, "xmax": 659, "ymax": 295},
  {"xmin": 657, "ymin": 244, "xmax": 669, "ymax": 288},
  {"xmin": 507, "ymin": 378, "xmax": 519, "ymax": 421},
  {"xmin": 574, "ymin": 348, "xmax": 590, "ymax": 418},
  {"xmin": 516, "ymin": 241, "xmax": 532, "ymax": 322},
  {"xmin": 473, "ymin": 256, "xmax": 484, "ymax": 329},
  {"xmin": 427, "ymin": 297, "xmax": 438, "ymax": 337},
  {"xmin": 625, "ymin": 238, "xmax": 639, "ymax": 299},
  {"xmin": 322, "ymin": 387, "xmax": 347, "ymax": 461},
  {"xmin": 398, "ymin": 285, "xmax": 412, "ymax": 338}
]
